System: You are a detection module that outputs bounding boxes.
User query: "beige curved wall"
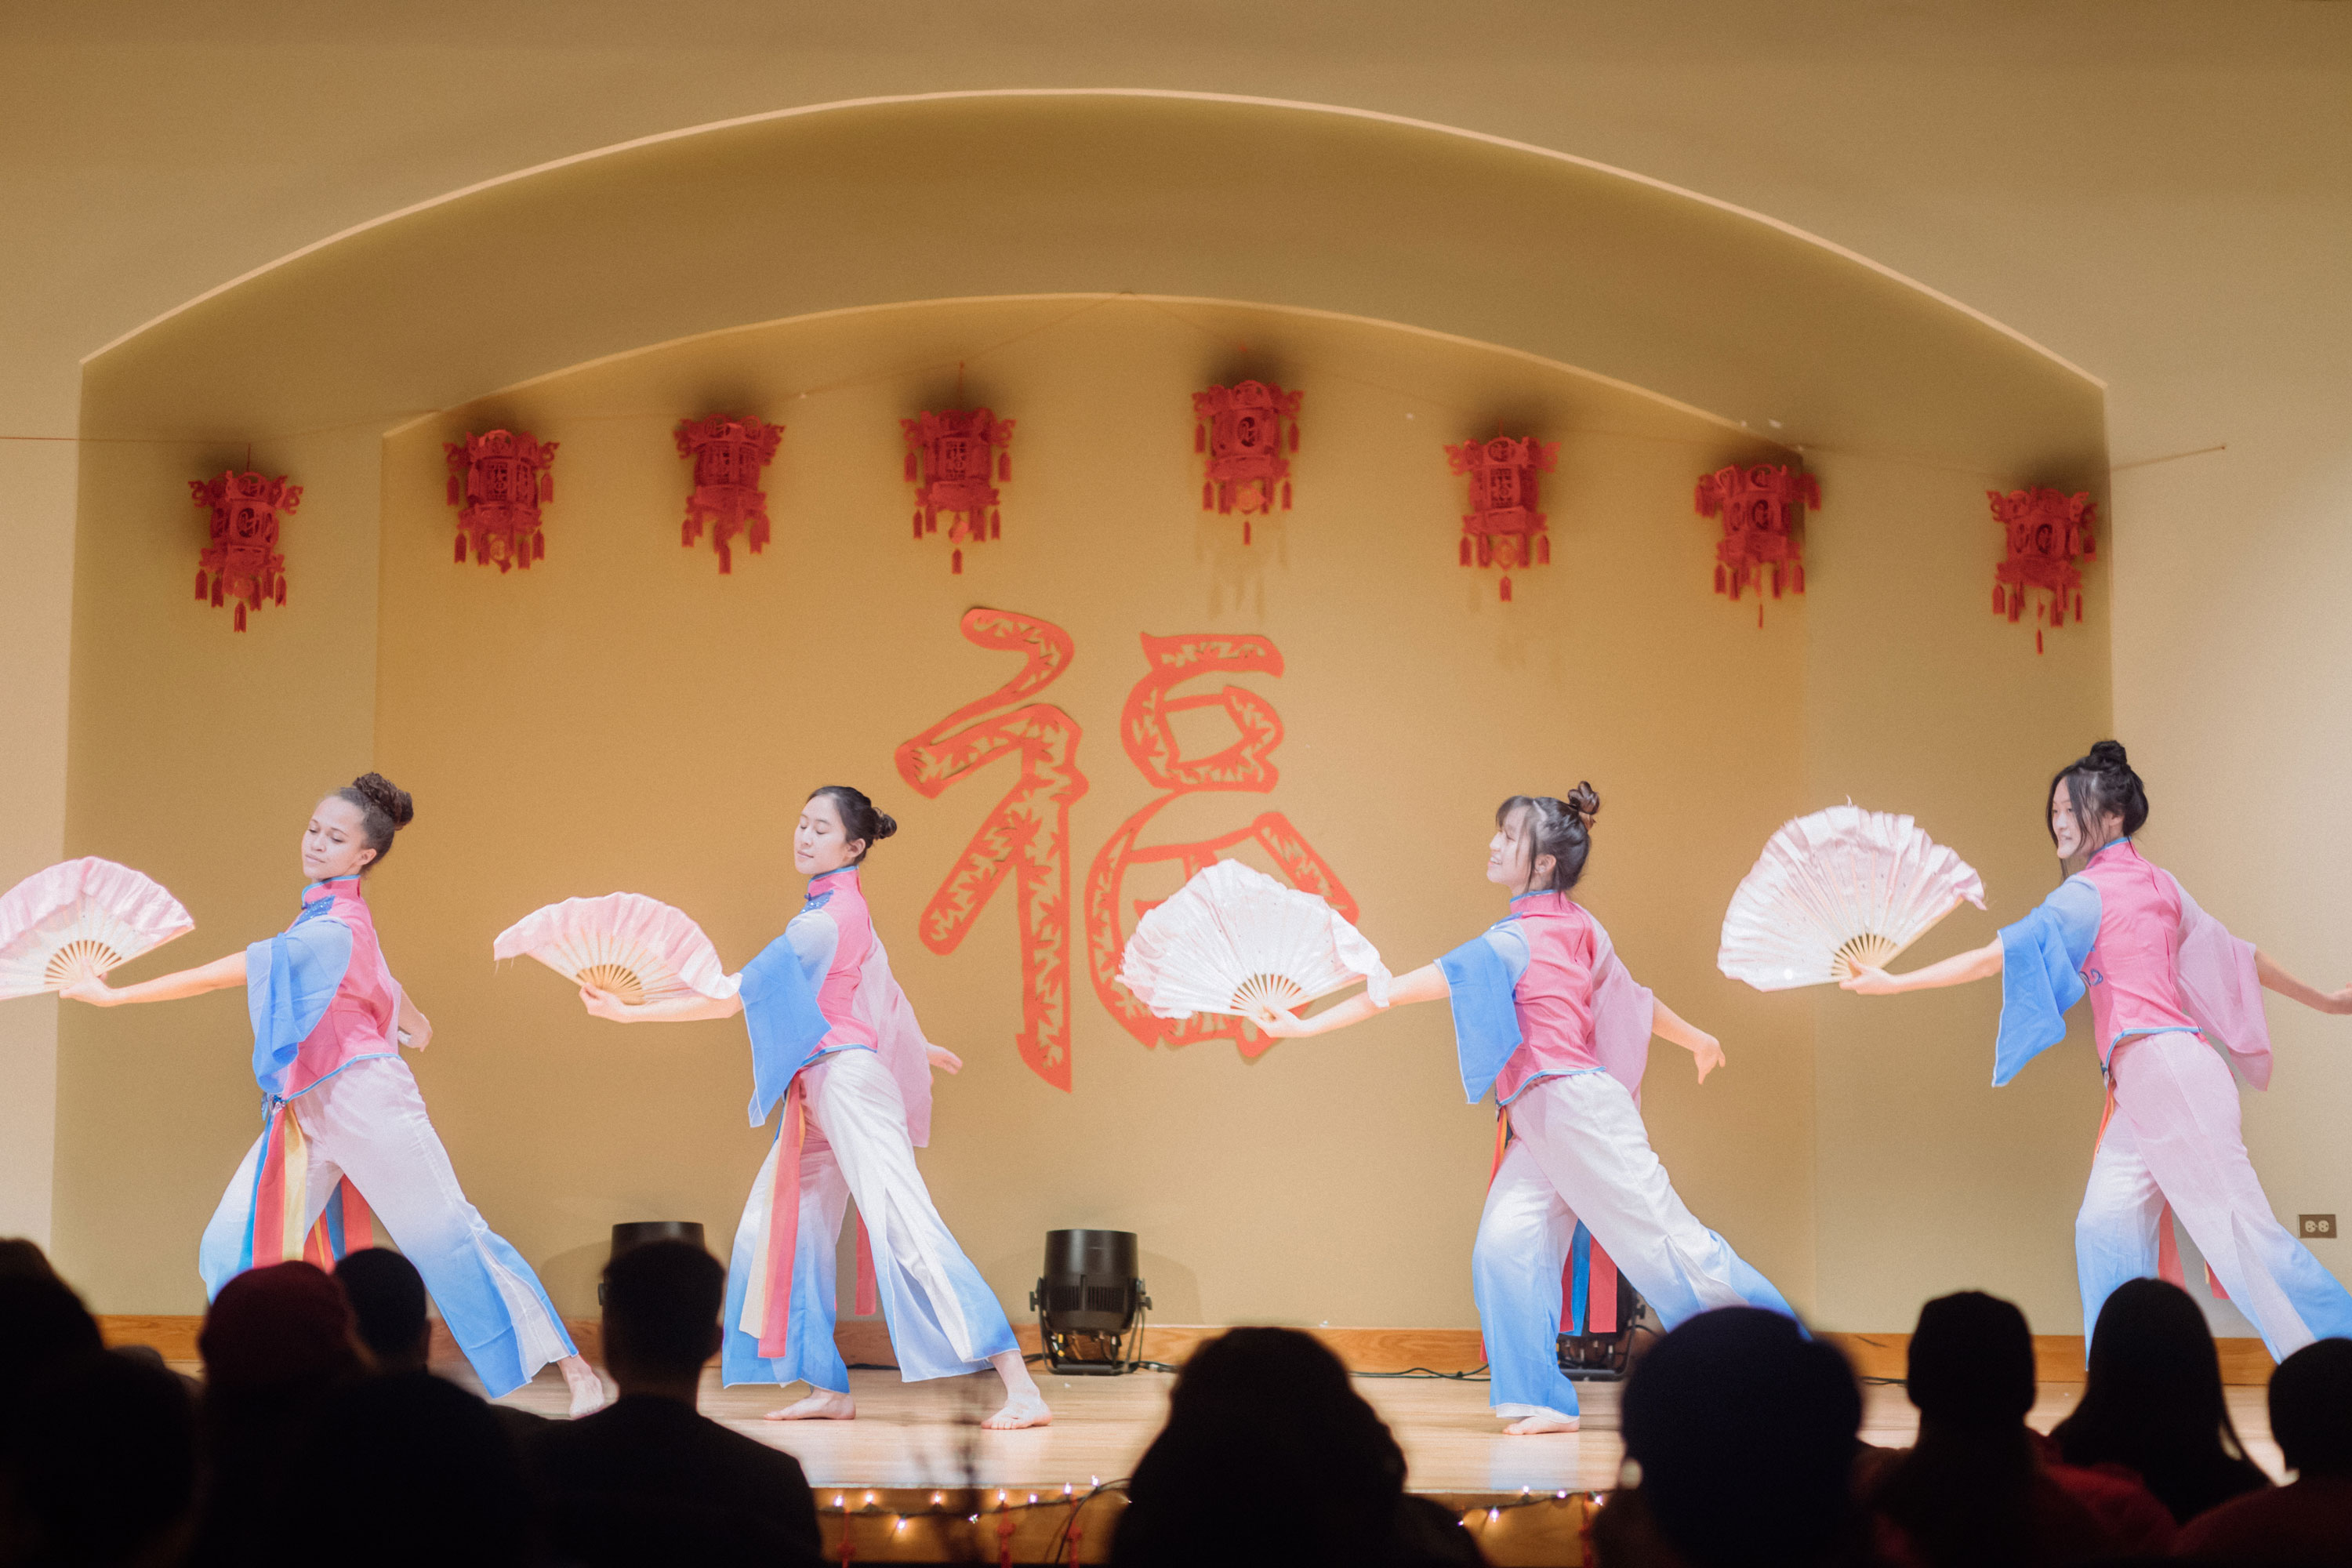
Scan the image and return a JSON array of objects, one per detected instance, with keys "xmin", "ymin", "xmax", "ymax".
[{"xmin": 54, "ymin": 91, "xmax": 2118, "ymax": 1331}]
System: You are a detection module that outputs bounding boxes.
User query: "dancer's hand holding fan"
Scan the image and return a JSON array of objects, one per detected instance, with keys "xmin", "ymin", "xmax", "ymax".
[
  {"xmin": 493, "ymin": 892, "xmax": 741, "ymax": 1019},
  {"xmin": 1717, "ymin": 805, "xmax": 1984, "ymax": 993},
  {"xmin": 0, "ymin": 858, "xmax": 194, "ymax": 1001},
  {"xmin": 1117, "ymin": 858, "xmax": 1392, "ymax": 1027}
]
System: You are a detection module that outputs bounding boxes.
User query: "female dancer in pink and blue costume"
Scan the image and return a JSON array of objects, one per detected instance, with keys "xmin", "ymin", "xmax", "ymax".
[
  {"xmin": 583, "ymin": 786, "xmax": 1047, "ymax": 1428},
  {"xmin": 1257, "ymin": 787, "xmax": 1794, "ymax": 1432},
  {"xmin": 1845, "ymin": 742, "xmax": 2352, "ymax": 1360},
  {"xmin": 64, "ymin": 773, "xmax": 602, "ymax": 1412}
]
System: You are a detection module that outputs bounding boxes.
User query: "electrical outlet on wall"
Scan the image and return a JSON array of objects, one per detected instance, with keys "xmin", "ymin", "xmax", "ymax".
[{"xmin": 2299, "ymin": 1214, "xmax": 2337, "ymax": 1240}]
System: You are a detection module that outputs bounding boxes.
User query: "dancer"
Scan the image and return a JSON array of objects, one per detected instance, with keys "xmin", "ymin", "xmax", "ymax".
[
  {"xmin": 1254, "ymin": 787, "xmax": 1795, "ymax": 1433},
  {"xmin": 63, "ymin": 774, "xmax": 601, "ymax": 1413},
  {"xmin": 581, "ymin": 786, "xmax": 1047, "ymax": 1428},
  {"xmin": 1842, "ymin": 740, "xmax": 2352, "ymax": 1360}
]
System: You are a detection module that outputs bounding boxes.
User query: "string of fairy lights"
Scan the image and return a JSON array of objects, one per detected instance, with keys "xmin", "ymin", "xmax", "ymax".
[{"xmin": 818, "ymin": 1477, "xmax": 1612, "ymax": 1565}]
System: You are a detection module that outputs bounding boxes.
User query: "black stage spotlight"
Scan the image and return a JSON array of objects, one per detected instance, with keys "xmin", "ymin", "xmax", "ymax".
[
  {"xmin": 600, "ymin": 1221, "xmax": 706, "ymax": 1302},
  {"xmin": 1029, "ymin": 1229, "xmax": 1150, "ymax": 1375},
  {"xmin": 1557, "ymin": 1272, "xmax": 1653, "ymax": 1381}
]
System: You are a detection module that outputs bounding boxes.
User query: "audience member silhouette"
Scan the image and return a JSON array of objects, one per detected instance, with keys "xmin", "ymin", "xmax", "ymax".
[
  {"xmin": 1109, "ymin": 1325, "xmax": 1482, "ymax": 1568},
  {"xmin": 1603, "ymin": 1307, "xmax": 1865, "ymax": 1568},
  {"xmin": 2175, "ymin": 1335, "xmax": 2352, "ymax": 1564},
  {"xmin": 0, "ymin": 1239, "xmax": 60, "ymax": 1283},
  {"xmin": 4, "ymin": 1345, "xmax": 198, "ymax": 1568},
  {"xmin": 1870, "ymin": 1290, "xmax": 2165, "ymax": 1566},
  {"xmin": 332, "ymin": 1247, "xmax": 432, "ymax": 1372},
  {"xmin": 2049, "ymin": 1278, "xmax": 2269, "ymax": 1525},
  {"xmin": 183, "ymin": 1261, "xmax": 365, "ymax": 1568},
  {"xmin": 525, "ymin": 1239, "xmax": 821, "ymax": 1568}
]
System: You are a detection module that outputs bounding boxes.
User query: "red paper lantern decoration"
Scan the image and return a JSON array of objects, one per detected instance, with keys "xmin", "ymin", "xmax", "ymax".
[
  {"xmin": 1990, "ymin": 485, "xmax": 2097, "ymax": 654},
  {"xmin": 1694, "ymin": 464, "xmax": 1816, "ymax": 622},
  {"xmin": 444, "ymin": 429, "xmax": 557, "ymax": 572},
  {"xmin": 901, "ymin": 408, "xmax": 1014, "ymax": 575},
  {"xmin": 674, "ymin": 415, "xmax": 783, "ymax": 574},
  {"xmin": 1445, "ymin": 434, "xmax": 1558, "ymax": 602},
  {"xmin": 190, "ymin": 470, "xmax": 301, "ymax": 633},
  {"xmin": 1192, "ymin": 380, "xmax": 1301, "ymax": 544}
]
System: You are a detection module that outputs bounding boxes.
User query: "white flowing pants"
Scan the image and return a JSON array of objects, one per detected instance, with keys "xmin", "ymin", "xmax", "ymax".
[
  {"xmin": 198, "ymin": 1057, "xmax": 575, "ymax": 1398},
  {"xmin": 2078, "ymin": 1029, "xmax": 2352, "ymax": 1361},
  {"xmin": 722, "ymin": 1048, "xmax": 1016, "ymax": 1391},
  {"xmin": 1475, "ymin": 1070, "xmax": 1793, "ymax": 1419}
]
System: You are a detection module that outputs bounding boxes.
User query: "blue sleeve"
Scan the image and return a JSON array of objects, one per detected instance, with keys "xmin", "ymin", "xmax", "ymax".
[
  {"xmin": 1992, "ymin": 878, "xmax": 2101, "ymax": 1087},
  {"xmin": 246, "ymin": 917, "xmax": 354, "ymax": 1097},
  {"xmin": 739, "ymin": 931, "xmax": 833, "ymax": 1127},
  {"xmin": 1439, "ymin": 928, "xmax": 1524, "ymax": 1105}
]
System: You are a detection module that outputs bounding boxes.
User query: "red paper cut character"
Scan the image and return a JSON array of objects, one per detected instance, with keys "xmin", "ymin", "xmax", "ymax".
[
  {"xmin": 902, "ymin": 409, "xmax": 1014, "ymax": 576},
  {"xmin": 1989, "ymin": 486, "xmax": 2097, "ymax": 655},
  {"xmin": 1694, "ymin": 463, "xmax": 1817, "ymax": 620},
  {"xmin": 1083, "ymin": 633, "xmax": 1358, "ymax": 1061},
  {"xmin": 445, "ymin": 429, "xmax": 558, "ymax": 572},
  {"xmin": 674, "ymin": 415, "xmax": 783, "ymax": 574},
  {"xmin": 1447, "ymin": 434, "xmax": 1559, "ymax": 602},
  {"xmin": 191, "ymin": 470, "xmax": 302, "ymax": 633},
  {"xmin": 1192, "ymin": 380, "xmax": 1301, "ymax": 544},
  {"xmin": 895, "ymin": 609, "xmax": 1088, "ymax": 1091}
]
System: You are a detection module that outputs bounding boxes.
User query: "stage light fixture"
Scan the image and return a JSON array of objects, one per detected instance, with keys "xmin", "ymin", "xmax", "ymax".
[
  {"xmin": 1557, "ymin": 1274, "xmax": 1653, "ymax": 1381},
  {"xmin": 1029, "ymin": 1229, "xmax": 1150, "ymax": 1375}
]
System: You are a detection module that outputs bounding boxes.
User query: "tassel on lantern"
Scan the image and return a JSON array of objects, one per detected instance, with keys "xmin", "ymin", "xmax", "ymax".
[
  {"xmin": 2008, "ymin": 590, "xmax": 2024, "ymax": 623},
  {"xmin": 1281, "ymin": 480, "xmax": 1292, "ymax": 510},
  {"xmin": 718, "ymin": 543, "xmax": 733, "ymax": 575},
  {"xmin": 539, "ymin": 473, "xmax": 554, "ymax": 503},
  {"xmin": 1500, "ymin": 576, "xmax": 1513, "ymax": 603},
  {"xmin": 275, "ymin": 579, "xmax": 286, "ymax": 607},
  {"xmin": 1201, "ymin": 481, "xmax": 1213, "ymax": 510},
  {"xmin": 1771, "ymin": 566, "xmax": 1784, "ymax": 598},
  {"xmin": 1243, "ymin": 520, "xmax": 1253, "ymax": 545},
  {"xmin": 446, "ymin": 476, "xmax": 459, "ymax": 506},
  {"xmin": 951, "ymin": 549, "xmax": 963, "ymax": 575},
  {"xmin": 1794, "ymin": 563, "xmax": 1805, "ymax": 593},
  {"xmin": 454, "ymin": 535, "xmax": 467, "ymax": 564},
  {"xmin": 903, "ymin": 452, "xmax": 916, "ymax": 482},
  {"xmin": 532, "ymin": 533, "xmax": 543, "ymax": 561},
  {"xmin": 2037, "ymin": 629, "xmax": 2045, "ymax": 655},
  {"xmin": 233, "ymin": 603, "xmax": 247, "ymax": 632},
  {"xmin": 1537, "ymin": 534, "xmax": 1551, "ymax": 565},
  {"xmin": 997, "ymin": 453, "xmax": 1011, "ymax": 482},
  {"xmin": 989, "ymin": 510, "xmax": 1000, "ymax": 540},
  {"xmin": 1194, "ymin": 425, "xmax": 1206, "ymax": 454},
  {"xmin": 911, "ymin": 514, "xmax": 923, "ymax": 541},
  {"xmin": 193, "ymin": 569, "xmax": 208, "ymax": 601},
  {"xmin": 1993, "ymin": 583, "xmax": 2005, "ymax": 614},
  {"xmin": 2075, "ymin": 592, "xmax": 2085, "ymax": 623},
  {"xmin": 1758, "ymin": 602, "xmax": 1765, "ymax": 629}
]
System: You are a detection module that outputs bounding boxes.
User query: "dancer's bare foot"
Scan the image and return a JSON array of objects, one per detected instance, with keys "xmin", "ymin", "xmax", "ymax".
[
  {"xmin": 982, "ymin": 1392, "xmax": 1053, "ymax": 1430},
  {"xmin": 558, "ymin": 1354, "xmax": 605, "ymax": 1417},
  {"xmin": 1503, "ymin": 1412, "xmax": 1581, "ymax": 1435},
  {"xmin": 766, "ymin": 1388, "xmax": 857, "ymax": 1421}
]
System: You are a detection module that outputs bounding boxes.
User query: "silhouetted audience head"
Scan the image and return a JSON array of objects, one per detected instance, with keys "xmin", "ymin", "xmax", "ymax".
[
  {"xmin": 198, "ymin": 1261, "xmax": 364, "ymax": 1396},
  {"xmin": 0, "ymin": 1272, "xmax": 104, "ymax": 1393},
  {"xmin": 2050, "ymin": 1277, "xmax": 2268, "ymax": 1523},
  {"xmin": 2270, "ymin": 1336, "xmax": 2352, "ymax": 1480},
  {"xmin": 288, "ymin": 1368, "xmax": 536, "ymax": 1566},
  {"xmin": 335, "ymin": 1247, "xmax": 432, "ymax": 1373},
  {"xmin": 601, "ymin": 1240, "xmax": 724, "ymax": 1392},
  {"xmin": 1621, "ymin": 1308, "xmax": 1860, "ymax": 1568},
  {"xmin": 1907, "ymin": 1290, "xmax": 2035, "ymax": 1428},
  {"xmin": 1112, "ymin": 1327, "xmax": 1474, "ymax": 1568},
  {"xmin": 0, "ymin": 1236, "xmax": 60, "ymax": 1282}
]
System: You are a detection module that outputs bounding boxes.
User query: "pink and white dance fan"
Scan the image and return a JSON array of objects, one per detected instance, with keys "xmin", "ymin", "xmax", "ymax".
[
  {"xmin": 492, "ymin": 892, "xmax": 738, "ymax": 1006},
  {"xmin": 0, "ymin": 858, "xmax": 195, "ymax": 1000},
  {"xmin": 1117, "ymin": 858, "xmax": 1390, "ymax": 1022},
  {"xmin": 1718, "ymin": 805, "xmax": 1985, "ymax": 990}
]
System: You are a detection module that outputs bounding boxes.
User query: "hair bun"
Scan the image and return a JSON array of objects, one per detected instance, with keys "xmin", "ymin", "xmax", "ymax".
[
  {"xmin": 350, "ymin": 771, "xmax": 414, "ymax": 830},
  {"xmin": 870, "ymin": 811, "xmax": 898, "ymax": 842},
  {"xmin": 1564, "ymin": 782, "xmax": 1601, "ymax": 827},
  {"xmin": 2086, "ymin": 740, "xmax": 2129, "ymax": 771}
]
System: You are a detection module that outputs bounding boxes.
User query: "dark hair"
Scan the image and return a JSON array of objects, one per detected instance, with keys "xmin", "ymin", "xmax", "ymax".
[
  {"xmin": 334, "ymin": 1248, "xmax": 430, "ymax": 1368},
  {"xmin": 2270, "ymin": 1337, "xmax": 2352, "ymax": 1477},
  {"xmin": 1496, "ymin": 785, "xmax": 1600, "ymax": 895},
  {"xmin": 1623, "ymin": 1307, "xmax": 1862, "ymax": 1568},
  {"xmin": 2048, "ymin": 740, "xmax": 2147, "ymax": 855},
  {"xmin": 1875, "ymin": 1293, "xmax": 2043, "ymax": 1568},
  {"xmin": 2052, "ymin": 1278, "xmax": 2267, "ymax": 1523},
  {"xmin": 333, "ymin": 771, "xmax": 415, "ymax": 871},
  {"xmin": 601, "ymin": 1239, "xmax": 724, "ymax": 1380},
  {"xmin": 807, "ymin": 785, "xmax": 897, "ymax": 863}
]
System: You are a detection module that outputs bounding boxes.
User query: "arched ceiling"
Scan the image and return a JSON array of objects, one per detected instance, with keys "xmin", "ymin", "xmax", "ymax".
[{"xmin": 84, "ymin": 92, "xmax": 2102, "ymax": 484}]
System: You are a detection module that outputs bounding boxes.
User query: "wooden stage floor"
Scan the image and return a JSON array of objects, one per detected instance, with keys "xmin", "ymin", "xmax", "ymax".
[{"xmin": 470, "ymin": 1364, "xmax": 2285, "ymax": 1495}]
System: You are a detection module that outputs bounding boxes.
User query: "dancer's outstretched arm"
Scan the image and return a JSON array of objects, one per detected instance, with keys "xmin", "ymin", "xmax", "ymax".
[
  {"xmin": 2254, "ymin": 952, "xmax": 2352, "ymax": 1014},
  {"xmin": 1840, "ymin": 938, "xmax": 2002, "ymax": 996},
  {"xmin": 579, "ymin": 985, "xmax": 742, "ymax": 1023},
  {"xmin": 60, "ymin": 953, "xmax": 248, "ymax": 1006},
  {"xmin": 1650, "ymin": 996, "xmax": 1726, "ymax": 1083},
  {"xmin": 1251, "ymin": 963, "xmax": 1450, "ymax": 1038}
]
